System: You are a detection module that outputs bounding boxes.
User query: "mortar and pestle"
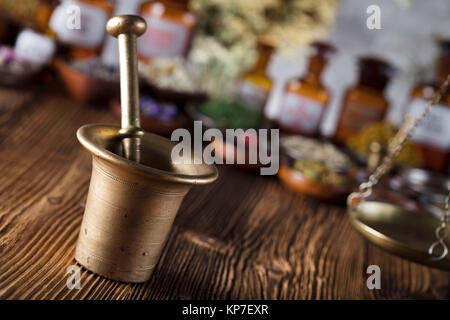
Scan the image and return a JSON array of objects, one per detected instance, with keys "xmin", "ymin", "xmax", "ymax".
[{"xmin": 75, "ymin": 15, "xmax": 218, "ymax": 283}]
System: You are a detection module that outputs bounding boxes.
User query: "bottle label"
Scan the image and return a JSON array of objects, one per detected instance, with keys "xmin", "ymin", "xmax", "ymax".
[
  {"xmin": 278, "ymin": 93, "xmax": 324, "ymax": 134},
  {"xmin": 14, "ymin": 29, "xmax": 56, "ymax": 66},
  {"xmin": 409, "ymin": 98, "xmax": 450, "ymax": 150},
  {"xmin": 49, "ymin": 0, "xmax": 108, "ymax": 48},
  {"xmin": 236, "ymin": 81, "xmax": 268, "ymax": 110},
  {"xmin": 340, "ymin": 102, "xmax": 384, "ymax": 132},
  {"xmin": 139, "ymin": 10, "xmax": 191, "ymax": 58}
]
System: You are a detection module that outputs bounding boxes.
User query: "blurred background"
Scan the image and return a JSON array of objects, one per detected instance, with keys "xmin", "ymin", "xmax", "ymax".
[
  {"xmin": 323, "ymin": 0, "xmax": 450, "ymax": 135},
  {"xmin": 0, "ymin": 0, "xmax": 449, "ymax": 179}
]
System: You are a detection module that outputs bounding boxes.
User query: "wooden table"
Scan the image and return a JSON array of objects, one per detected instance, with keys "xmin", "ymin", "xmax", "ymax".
[{"xmin": 0, "ymin": 86, "xmax": 448, "ymax": 300}]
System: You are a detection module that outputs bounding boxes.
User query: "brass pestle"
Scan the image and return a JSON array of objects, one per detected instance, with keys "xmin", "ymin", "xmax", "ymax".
[
  {"xmin": 75, "ymin": 15, "xmax": 218, "ymax": 283},
  {"xmin": 107, "ymin": 15, "xmax": 145, "ymax": 162}
]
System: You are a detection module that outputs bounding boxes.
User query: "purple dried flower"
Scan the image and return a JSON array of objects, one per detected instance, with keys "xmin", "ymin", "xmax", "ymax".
[{"xmin": 140, "ymin": 96, "xmax": 160, "ymax": 117}]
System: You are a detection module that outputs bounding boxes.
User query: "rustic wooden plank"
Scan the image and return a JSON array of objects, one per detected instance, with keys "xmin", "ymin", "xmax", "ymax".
[{"xmin": 0, "ymin": 88, "xmax": 448, "ymax": 300}]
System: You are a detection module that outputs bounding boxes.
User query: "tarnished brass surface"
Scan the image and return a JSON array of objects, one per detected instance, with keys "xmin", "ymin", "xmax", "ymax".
[
  {"xmin": 76, "ymin": 124, "xmax": 217, "ymax": 282},
  {"xmin": 75, "ymin": 15, "xmax": 218, "ymax": 282},
  {"xmin": 349, "ymin": 201, "xmax": 450, "ymax": 270},
  {"xmin": 108, "ymin": 15, "xmax": 146, "ymax": 161}
]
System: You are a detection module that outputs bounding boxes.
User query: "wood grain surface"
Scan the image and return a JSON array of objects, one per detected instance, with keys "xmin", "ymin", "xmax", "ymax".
[{"xmin": 0, "ymin": 86, "xmax": 448, "ymax": 300}]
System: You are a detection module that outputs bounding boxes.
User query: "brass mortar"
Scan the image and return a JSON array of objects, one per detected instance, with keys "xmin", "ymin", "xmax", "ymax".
[{"xmin": 75, "ymin": 15, "xmax": 218, "ymax": 283}]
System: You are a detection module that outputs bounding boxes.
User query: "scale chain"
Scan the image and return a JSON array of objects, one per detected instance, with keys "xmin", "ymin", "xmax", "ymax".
[
  {"xmin": 347, "ymin": 74, "xmax": 450, "ymax": 261},
  {"xmin": 428, "ymin": 192, "xmax": 450, "ymax": 260}
]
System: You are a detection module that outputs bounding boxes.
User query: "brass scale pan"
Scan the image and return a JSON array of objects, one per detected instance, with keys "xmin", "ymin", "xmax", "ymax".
[{"xmin": 349, "ymin": 200, "xmax": 450, "ymax": 270}]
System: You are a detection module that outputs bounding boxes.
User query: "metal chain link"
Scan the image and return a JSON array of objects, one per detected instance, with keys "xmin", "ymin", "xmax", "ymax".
[
  {"xmin": 347, "ymin": 74, "xmax": 450, "ymax": 260},
  {"xmin": 428, "ymin": 192, "xmax": 450, "ymax": 260}
]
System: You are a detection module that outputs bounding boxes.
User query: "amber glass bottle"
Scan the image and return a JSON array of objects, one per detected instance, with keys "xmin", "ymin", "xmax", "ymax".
[
  {"xmin": 138, "ymin": 0, "xmax": 196, "ymax": 59},
  {"xmin": 334, "ymin": 56, "xmax": 395, "ymax": 145},
  {"xmin": 407, "ymin": 39, "xmax": 450, "ymax": 173},
  {"xmin": 277, "ymin": 41, "xmax": 335, "ymax": 137},
  {"xmin": 0, "ymin": 0, "xmax": 57, "ymax": 33},
  {"xmin": 0, "ymin": 0, "xmax": 112, "ymax": 59},
  {"xmin": 235, "ymin": 39, "xmax": 275, "ymax": 111}
]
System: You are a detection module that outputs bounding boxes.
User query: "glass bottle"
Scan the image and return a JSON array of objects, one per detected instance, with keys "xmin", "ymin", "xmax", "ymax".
[
  {"xmin": 407, "ymin": 39, "xmax": 450, "ymax": 173},
  {"xmin": 235, "ymin": 39, "xmax": 275, "ymax": 111},
  {"xmin": 138, "ymin": 0, "xmax": 196, "ymax": 59},
  {"xmin": 278, "ymin": 41, "xmax": 335, "ymax": 137},
  {"xmin": 0, "ymin": 0, "xmax": 113, "ymax": 60},
  {"xmin": 0, "ymin": 0, "xmax": 57, "ymax": 33},
  {"xmin": 334, "ymin": 56, "xmax": 395, "ymax": 145},
  {"xmin": 49, "ymin": 0, "xmax": 113, "ymax": 60}
]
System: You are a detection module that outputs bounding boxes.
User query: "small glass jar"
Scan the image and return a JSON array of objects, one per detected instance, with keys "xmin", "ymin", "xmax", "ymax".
[
  {"xmin": 334, "ymin": 56, "xmax": 395, "ymax": 145},
  {"xmin": 278, "ymin": 41, "xmax": 335, "ymax": 137},
  {"xmin": 138, "ymin": 0, "xmax": 196, "ymax": 59}
]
